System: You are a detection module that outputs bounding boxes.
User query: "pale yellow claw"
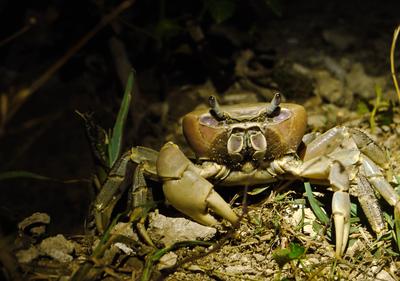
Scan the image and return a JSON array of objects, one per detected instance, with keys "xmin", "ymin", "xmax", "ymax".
[{"xmin": 159, "ymin": 143, "xmax": 238, "ymax": 226}]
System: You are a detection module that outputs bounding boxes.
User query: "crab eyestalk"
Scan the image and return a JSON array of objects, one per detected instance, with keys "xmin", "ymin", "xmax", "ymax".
[
  {"xmin": 209, "ymin": 96, "xmax": 227, "ymax": 121},
  {"xmin": 266, "ymin": 92, "xmax": 281, "ymax": 116}
]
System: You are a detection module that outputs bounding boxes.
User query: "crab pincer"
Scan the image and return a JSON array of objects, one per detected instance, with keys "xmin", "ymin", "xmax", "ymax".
[{"xmin": 157, "ymin": 142, "xmax": 239, "ymax": 225}]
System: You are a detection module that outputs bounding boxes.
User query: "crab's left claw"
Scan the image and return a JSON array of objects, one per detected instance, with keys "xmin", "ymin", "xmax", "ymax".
[{"xmin": 157, "ymin": 142, "xmax": 238, "ymax": 226}]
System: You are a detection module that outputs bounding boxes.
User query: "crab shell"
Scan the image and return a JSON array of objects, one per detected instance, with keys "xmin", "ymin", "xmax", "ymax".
[{"xmin": 182, "ymin": 103, "xmax": 307, "ymax": 164}]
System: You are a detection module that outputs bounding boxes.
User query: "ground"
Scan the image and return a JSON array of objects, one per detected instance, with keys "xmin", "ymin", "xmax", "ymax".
[{"xmin": 0, "ymin": 1, "xmax": 400, "ymax": 280}]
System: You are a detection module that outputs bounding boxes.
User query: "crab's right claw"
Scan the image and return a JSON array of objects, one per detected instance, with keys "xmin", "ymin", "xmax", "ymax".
[
  {"xmin": 162, "ymin": 169, "xmax": 238, "ymax": 225},
  {"xmin": 157, "ymin": 142, "xmax": 238, "ymax": 226}
]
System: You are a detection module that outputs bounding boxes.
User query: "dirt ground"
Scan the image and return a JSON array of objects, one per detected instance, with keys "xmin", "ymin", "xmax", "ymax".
[{"xmin": 1, "ymin": 1, "xmax": 400, "ymax": 280}]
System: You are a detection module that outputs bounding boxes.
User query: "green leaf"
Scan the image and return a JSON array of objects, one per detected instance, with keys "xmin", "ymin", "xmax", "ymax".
[
  {"xmin": 369, "ymin": 84, "xmax": 382, "ymax": 133},
  {"xmin": 287, "ymin": 243, "xmax": 305, "ymax": 259},
  {"xmin": 350, "ymin": 202, "xmax": 358, "ymax": 217},
  {"xmin": 356, "ymin": 101, "xmax": 370, "ymax": 115},
  {"xmin": 0, "ymin": 170, "xmax": 54, "ymax": 181},
  {"xmin": 108, "ymin": 71, "xmax": 134, "ymax": 167},
  {"xmin": 205, "ymin": 0, "xmax": 236, "ymax": 24},
  {"xmin": 304, "ymin": 182, "xmax": 330, "ymax": 225},
  {"xmin": 384, "ymin": 212, "xmax": 394, "ymax": 228},
  {"xmin": 272, "ymin": 242, "xmax": 305, "ymax": 267},
  {"xmin": 248, "ymin": 186, "xmax": 269, "ymax": 195}
]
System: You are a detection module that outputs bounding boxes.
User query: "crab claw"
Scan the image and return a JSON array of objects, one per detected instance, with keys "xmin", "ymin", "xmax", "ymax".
[
  {"xmin": 157, "ymin": 142, "xmax": 238, "ymax": 226},
  {"xmin": 332, "ymin": 191, "xmax": 350, "ymax": 257}
]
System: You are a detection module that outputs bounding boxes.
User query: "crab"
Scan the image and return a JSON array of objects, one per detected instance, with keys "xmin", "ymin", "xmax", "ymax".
[{"xmin": 92, "ymin": 93, "xmax": 400, "ymax": 257}]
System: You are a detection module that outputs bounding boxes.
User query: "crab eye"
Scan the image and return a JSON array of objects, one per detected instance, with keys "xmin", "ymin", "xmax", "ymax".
[
  {"xmin": 227, "ymin": 133, "xmax": 244, "ymax": 162},
  {"xmin": 228, "ymin": 133, "xmax": 244, "ymax": 153},
  {"xmin": 208, "ymin": 95, "xmax": 228, "ymax": 121},
  {"xmin": 249, "ymin": 132, "xmax": 267, "ymax": 152},
  {"xmin": 266, "ymin": 93, "xmax": 281, "ymax": 117},
  {"xmin": 248, "ymin": 130, "xmax": 267, "ymax": 161}
]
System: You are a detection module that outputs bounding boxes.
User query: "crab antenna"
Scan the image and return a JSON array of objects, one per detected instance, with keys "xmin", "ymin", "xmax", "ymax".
[
  {"xmin": 266, "ymin": 92, "xmax": 281, "ymax": 116},
  {"xmin": 209, "ymin": 96, "xmax": 227, "ymax": 120}
]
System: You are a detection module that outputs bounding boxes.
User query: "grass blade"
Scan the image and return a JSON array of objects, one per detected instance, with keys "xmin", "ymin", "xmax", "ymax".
[
  {"xmin": 395, "ymin": 206, "xmax": 400, "ymax": 251},
  {"xmin": 141, "ymin": 240, "xmax": 213, "ymax": 281},
  {"xmin": 304, "ymin": 182, "xmax": 330, "ymax": 225},
  {"xmin": 0, "ymin": 170, "xmax": 54, "ymax": 181},
  {"xmin": 108, "ymin": 70, "xmax": 134, "ymax": 167}
]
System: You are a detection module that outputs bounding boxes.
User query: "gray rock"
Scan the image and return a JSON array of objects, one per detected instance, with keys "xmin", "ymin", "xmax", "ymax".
[
  {"xmin": 346, "ymin": 63, "xmax": 386, "ymax": 99},
  {"xmin": 15, "ymin": 246, "xmax": 40, "ymax": 264},
  {"xmin": 147, "ymin": 211, "xmax": 217, "ymax": 247},
  {"xmin": 39, "ymin": 234, "xmax": 75, "ymax": 263},
  {"xmin": 313, "ymin": 70, "xmax": 347, "ymax": 105},
  {"xmin": 157, "ymin": 252, "xmax": 178, "ymax": 270},
  {"xmin": 18, "ymin": 212, "xmax": 50, "ymax": 237}
]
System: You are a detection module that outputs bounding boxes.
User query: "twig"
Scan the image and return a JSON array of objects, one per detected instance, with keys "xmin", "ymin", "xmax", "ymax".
[
  {"xmin": 0, "ymin": 17, "xmax": 37, "ymax": 48},
  {"xmin": 390, "ymin": 25, "xmax": 400, "ymax": 102},
  {"xmin": 3, "ymin": 0, "xmax": 136, "ymax": 129}
]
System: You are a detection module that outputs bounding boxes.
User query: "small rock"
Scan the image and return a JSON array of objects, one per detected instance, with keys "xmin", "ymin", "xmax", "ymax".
[
  {"xmin": 307, "ymin": 114, "xmax": 327, "ymax": 130},
  {"xmin": 15, "ymin": 246, "xmax": 40, "ymax": 263},
  {"xmin": 114, "ymin": 242, "xmax": 135, "ymax": 255},
  {"xmin": 147, "ymin": 211, "xmax": 217, "ymax": 247},
  {"xmin": 313, "ymin": 70, "xmax": 346, "ymax": 105},
  {"xmin": 345, "ymin": 63, "xmax": 386, "ymax": 100},
  {"xmin": 376, "ymin": 269, "xmax": 396, "ymax": 281},
  {"xmin": 157, "ymin": 252, "xmax": 178, "ymax": 270},
  {"xmin": 381, "ymin": 125, "xmax": 390, "ymax": 132},
  {"xmin": 39, "ymin": 234, "xmax": 75, "ymax": 263},
  {"xmin": 252, "ymin": 253, "xmax": 265, "ymax": 262},
  {"xmin": 259, "ymin": 233, "xmax": 273, "ymax": 241},
  {"xmin": 110, "ymin": 222, "xmax": 139, "ymax": 241},
  {"xmin": 18, "ymin": 212, "xmax": 50, "ymax": 237},
  {"xmin": 285, "ymin": 207, "xmax": 317, "ymax": 236},
  {"xmin": 345, "ymin": 239, "xmax": 367, "ymax": 257},
  {"xmin": 225, "ymin": 265, "xmax": 256, "ymax": 275}
]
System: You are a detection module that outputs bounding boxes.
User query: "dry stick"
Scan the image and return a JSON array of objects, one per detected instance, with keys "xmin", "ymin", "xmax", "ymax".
[
  {"xmin": 5, "ymin": 0, "xmax": 136, "ymax": 127},
  {"xmin": 0, "ymin": 17, "xmax": 37, "ymax": 48},
  {"xmin": 390, "ymin": 25, "xmax": 400, "ymax": 102}
]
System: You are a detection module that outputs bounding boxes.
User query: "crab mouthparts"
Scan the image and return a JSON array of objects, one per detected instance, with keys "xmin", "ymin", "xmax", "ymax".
[{"xmin": 227, "ymin": 128, "xmax": 267, "ymax": 162}]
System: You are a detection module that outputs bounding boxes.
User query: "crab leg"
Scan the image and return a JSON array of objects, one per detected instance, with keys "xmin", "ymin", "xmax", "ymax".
[
  {"xmin": 361, "ymin": 155, "xmax": 400, "ymax": 225},
  {"xmin": 276, "ymin": 152, "xmax": 353, "ymax": 256},
  {"xmin": 299, "ymin": 126, "xmax": 396, "ymax": 255},
  {"xmin": 157, "ymin": 142, "xmax": 238, "ymax": 225},
  {"xmin": 329, "ymin": 161, "xmax": 351, "ymax": 257},
  {"xmin": 355, "ymin": 175, "xmax": 385, "ymax": 234},
  {"xmin": 93, "ymin": 151, "xmax": 134, "ymax": 233}
]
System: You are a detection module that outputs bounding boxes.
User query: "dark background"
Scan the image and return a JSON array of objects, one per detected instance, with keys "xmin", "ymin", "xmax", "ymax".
[{"xmin": 0, "ymin": 0, "xmax": 399, "ymax": 235}]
